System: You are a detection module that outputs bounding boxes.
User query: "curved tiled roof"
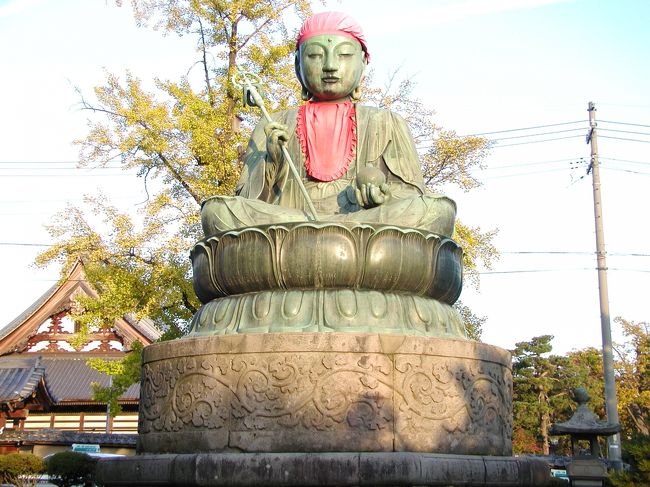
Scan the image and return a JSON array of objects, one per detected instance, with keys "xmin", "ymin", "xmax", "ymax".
[
  {"xmin": 0, "ymin": 356, "xmax": 45, "ymax": 404},
  {"xmin": 0, "ymin": 355, "xmax": 139, "ymax": 407},
  {"xmin": 42, "ymin": 358, "xmax": 140, "ymax": 403},
  {"xmin": 122, "ymin": 314, "xmax": 162, "ymax": 343}
]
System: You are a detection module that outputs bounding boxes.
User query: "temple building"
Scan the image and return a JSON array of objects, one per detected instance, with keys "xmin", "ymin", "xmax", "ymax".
[{"xmin": 0, "ymin": 261, "xmax": 161, "ymax": 456}]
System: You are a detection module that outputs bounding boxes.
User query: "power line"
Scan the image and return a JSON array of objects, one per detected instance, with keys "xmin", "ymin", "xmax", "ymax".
[
  {"xmin": 600, "ymin": 166, "xmax": 650, "ymax": 176},
  {"xmin": 0, "ymin": 195, "xmax": 140, "ymax": 205},
  {"xmin": 474, "ymin": 157, "xmax": 582, "ymax": 171},
  {"xmin": 493, "ymin": 135, "xmax": 584, "ymax": 148},
  {"xmin": 600, "ymin": 119, "xmax": 650, "ymax": 129},
  {"xmin": 479, "ymin": 268, "xmax": 591, "ymax": 274},
  {"xmin": 13, "ymin": 268, "xmax": 650, "ymax": 280},
  {"xmin": 610, "ymin": 268, "xmax": 650, "ymax": 273},
  {"xmin": 0, "ymin": 242, "xmax": 51, "ymax": 247},
  {"xmin": 462, "ymin": 120, "xmax": 584, "ymax": 137},
  {"xmin": 415, "ymin": 120, "xmax": 585, "ymax": 144},
  {"xmin": 478, "ymin": 267, "xmax": 650, "ymax": 274},
  {"xmin": 490, "ymin": 128, "xmax": 584, "ymax": 142},
  {"xmin": 480, "ymin": 167, "xmax": 571, "ymax": 179},
  {"xmin": 599, "ymin": 135, "xmax": 650, "ymax": 144},
  {"xmin": 599, "ymin": 156, "xmax": 650, "ymax": 165},
  {"xmin": 598, "ymin": 128, "xmax": 650, "ymax": 137},
  {"xmin": 0, "ymin": 173, "xmax": 130, "ymax": 178},
  {"xmin": 501, "ymin": 251, "xmax": 650, "ymax": 257},
  {"xmin": 0, "ymin": 161, "xmax": 80, "ymax": 164},
  {"xmin": 419, "ymin": 136, "xmax": 585, "ymax": 150},
  {"xmin": 0, "ymin": 166, "xmax": 122, "ymax": 170},
  {"xmin": 4, "ymin": 157, "xmax": 590, "ymax": 172},
  {"xmin": 3, "ymin": 240, "xmax": 646, "ymax": 257},
  {"xmin": 416, "ymin": 119, "xmax": 650, "ymax": 143}
]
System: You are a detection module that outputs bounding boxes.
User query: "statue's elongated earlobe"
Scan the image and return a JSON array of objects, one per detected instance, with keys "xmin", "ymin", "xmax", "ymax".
[{"xmin": 351, "ymin": 85, "xmax": 362, "ymax": 102}]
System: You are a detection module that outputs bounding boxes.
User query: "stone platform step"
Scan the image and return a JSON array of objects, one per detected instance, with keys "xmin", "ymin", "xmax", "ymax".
[{"xmin": 97, "ymin": 452, "xmax": 551, "ymax": 486}]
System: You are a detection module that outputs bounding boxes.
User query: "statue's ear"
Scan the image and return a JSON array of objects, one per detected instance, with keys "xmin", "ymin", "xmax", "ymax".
[
  {"xmin": 351, "ymin": 58, "xmax": 367, "ymax": 102},
  {"xmin": 295, "ymin": 51, "xmax": 311, "ymax": 101},
  {"xmin": 294, "ymin": 48, "xmax": 305, "ymax": 88}
]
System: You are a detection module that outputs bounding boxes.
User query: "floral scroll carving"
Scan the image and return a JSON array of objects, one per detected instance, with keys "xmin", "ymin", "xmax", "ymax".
[
  {"xmin": 138, "ymin": 335, "xmax": 512, "ymax": 456},
  {"xmin": 140, "ymin": 353, "xmax": 394, "ymax": 435}
]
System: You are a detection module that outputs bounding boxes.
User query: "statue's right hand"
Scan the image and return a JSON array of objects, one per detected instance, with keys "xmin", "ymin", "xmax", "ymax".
[{"xmin": 264, "ymin": 122, "xmax": 289, "ymax": 165}]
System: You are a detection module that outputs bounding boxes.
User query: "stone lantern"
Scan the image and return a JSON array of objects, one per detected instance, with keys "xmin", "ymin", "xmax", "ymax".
[{"xmin": 550, "ymin": 387, "xmax": 620, "ymax": 486}]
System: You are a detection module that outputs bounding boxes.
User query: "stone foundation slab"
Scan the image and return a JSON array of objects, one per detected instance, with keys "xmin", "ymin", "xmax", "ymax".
[{"xmin": 96, "ymin": 452, "xmax": 551, "ymax": 486}]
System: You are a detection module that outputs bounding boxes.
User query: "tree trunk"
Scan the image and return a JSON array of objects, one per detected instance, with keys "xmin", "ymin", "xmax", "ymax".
[{"xmin": 541, "ymin": 410, "xmax": 550, "ymax": 455}]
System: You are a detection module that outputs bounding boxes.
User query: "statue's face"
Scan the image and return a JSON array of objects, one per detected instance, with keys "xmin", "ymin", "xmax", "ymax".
[{"xmin": 298, "ymin": 34, "xmax": 365, "ymax": 102}]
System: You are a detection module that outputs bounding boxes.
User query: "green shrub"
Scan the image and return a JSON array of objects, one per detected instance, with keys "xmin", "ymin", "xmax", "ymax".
[
  {"xmin": 45, "ymin": 451, "xmax": 97, "ymax": 487},
  {"xmin": 0, "ymin": 452, "xmax": 45, "ymax": 487},
  {"xmin": 607, "ymin": 434, "xmax": 650, "ymax": 486},
  {"xmin": 548, "ymin": 477, "xmax": 571, "ymax": 486}
]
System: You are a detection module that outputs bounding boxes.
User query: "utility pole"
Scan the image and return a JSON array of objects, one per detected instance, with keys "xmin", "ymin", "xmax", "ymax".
[{"xmin": 586, "ymin": 101, "xmax": 621, "ymax": 469}]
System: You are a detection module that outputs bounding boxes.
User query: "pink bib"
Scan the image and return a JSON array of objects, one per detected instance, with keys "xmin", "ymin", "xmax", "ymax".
[{"xmin": 297, "ymin": 101, "xmax": 357, "ymax": 182}]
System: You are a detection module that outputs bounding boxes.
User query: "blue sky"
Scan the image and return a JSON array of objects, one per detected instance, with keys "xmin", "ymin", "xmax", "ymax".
[{"xmin": 0, "ymin": 0, "xmax": 647, "ymax": 354}]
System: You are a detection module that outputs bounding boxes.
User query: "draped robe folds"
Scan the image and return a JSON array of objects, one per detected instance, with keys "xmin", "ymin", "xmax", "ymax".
[{"xmin": 201, "ymin": 105, "xmax": 457, "ymax": 237}]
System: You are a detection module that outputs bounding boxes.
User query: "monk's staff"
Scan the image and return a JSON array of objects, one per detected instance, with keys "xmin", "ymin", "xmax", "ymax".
[{"xmin": 232, "ymin": 68, "xmax": 318, "ymax": 221}]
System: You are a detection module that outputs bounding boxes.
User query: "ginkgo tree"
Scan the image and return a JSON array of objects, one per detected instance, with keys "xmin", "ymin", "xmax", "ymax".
[
  {"xmin": 38, "ymin": 0, "xmax": 314, "ymax": 338},
  {"xmin": 37, "ymin": 0, "xmax": 495, "ymax": 410}
]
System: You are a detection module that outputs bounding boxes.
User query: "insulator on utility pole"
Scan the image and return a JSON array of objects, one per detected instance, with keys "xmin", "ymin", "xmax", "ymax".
[{"xmin": 587, "ymin": 101, "xmax": 622, "ymax": 470}]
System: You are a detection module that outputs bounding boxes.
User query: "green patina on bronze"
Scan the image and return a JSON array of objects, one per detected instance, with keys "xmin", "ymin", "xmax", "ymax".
[
  {"xmin": 123, "ymin": 15, "xmax": 525, "ymax": 473},
  {"xmin": 192, "ymin": 27, "xmax": 463, "ymax": 337},
  {"xmin": 190, "ymin": 222, "xmax": 463, "ymax": 335}
]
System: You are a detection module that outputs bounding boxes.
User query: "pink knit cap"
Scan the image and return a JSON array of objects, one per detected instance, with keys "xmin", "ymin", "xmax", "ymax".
[{"xmin": 296, "ymin": 12, "xmax": 370, "ymax": 63}]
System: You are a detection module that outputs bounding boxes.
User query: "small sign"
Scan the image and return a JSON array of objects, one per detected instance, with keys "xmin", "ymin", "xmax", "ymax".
[
  {"xmin": 551, "ymin": 469, "xmax": 569, "ymax": 482},
  {"xmin": 71, "ymin": 443, "xmax": 100, "ymax": 453}
]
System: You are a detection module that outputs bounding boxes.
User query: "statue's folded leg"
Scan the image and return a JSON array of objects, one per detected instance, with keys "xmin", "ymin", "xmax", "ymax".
[
  {"xmin": 202, "ymin": 194, "xmax": 456, "ymax": 237},
  {"xmin": 330, "ymin": 195, "xmax": 457, "ymax": 237},
  {"xmin": 201, "ymin": 195, "xmax": 311, "ymax": 235}
]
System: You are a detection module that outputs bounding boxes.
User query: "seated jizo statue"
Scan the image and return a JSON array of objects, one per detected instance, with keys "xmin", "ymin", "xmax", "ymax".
[
  {"xmin": 200, "ymin": 12, "xmax": 456, "ymax": 237},
  {"xmin": 191, "ymin": 12, "xmax": 464, "ymax": 337}
]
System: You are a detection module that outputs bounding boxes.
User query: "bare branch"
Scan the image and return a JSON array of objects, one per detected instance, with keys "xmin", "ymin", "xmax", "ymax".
[
  {"xmin": 181, "ymin": 290, "xmax": 198, "ymax": 314},
  {"xmin": 237, "ymin": 17, "xmax": 272, "ymax": 50},
  {"xmin": 197, "ymin": 17, "xmax": 215, "ymax": 106}
]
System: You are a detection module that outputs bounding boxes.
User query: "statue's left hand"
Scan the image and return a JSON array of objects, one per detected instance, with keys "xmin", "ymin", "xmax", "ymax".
[{"xmin": 355, "ymin": 183, "xmax": 391, "ymax": 208}]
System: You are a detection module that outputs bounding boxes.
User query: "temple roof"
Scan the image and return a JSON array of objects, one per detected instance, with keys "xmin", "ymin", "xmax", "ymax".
[
  {"xmin": 0, "ymin": 356, "xmax": 45, "ymax": 405},
  {"xmin": 0, "ymin": 355, "xmax": 139, "ymax": 408},
  {"xmin": 121, "ymin": 314, "xmax": 160, "ymax": 343},
  {"xmin": 42, "ymin": 357, "xmax": 139, "ymax": 403},
  {"xmin": 0, "ymin": 260, "xmax": 161, "ymax": 355}
]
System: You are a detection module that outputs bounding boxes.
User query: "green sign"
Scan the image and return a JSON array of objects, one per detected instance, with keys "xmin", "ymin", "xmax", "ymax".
[
  {"xmin": 550, "ymin": 469, "xmax": 569, "ymax": 482},
  {"xmin": 71, "ymin": 443, "xmax": 100, "ymax": 453}
]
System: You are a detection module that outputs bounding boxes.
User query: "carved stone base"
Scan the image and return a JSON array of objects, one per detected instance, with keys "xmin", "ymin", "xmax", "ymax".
[
  {"xmin": 97, "ymin": 452, "xmax": 551, "ymax": 486},
  {"xmin": 138, "ymin": 333, "xmax": 512, "ymax": 456}
]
